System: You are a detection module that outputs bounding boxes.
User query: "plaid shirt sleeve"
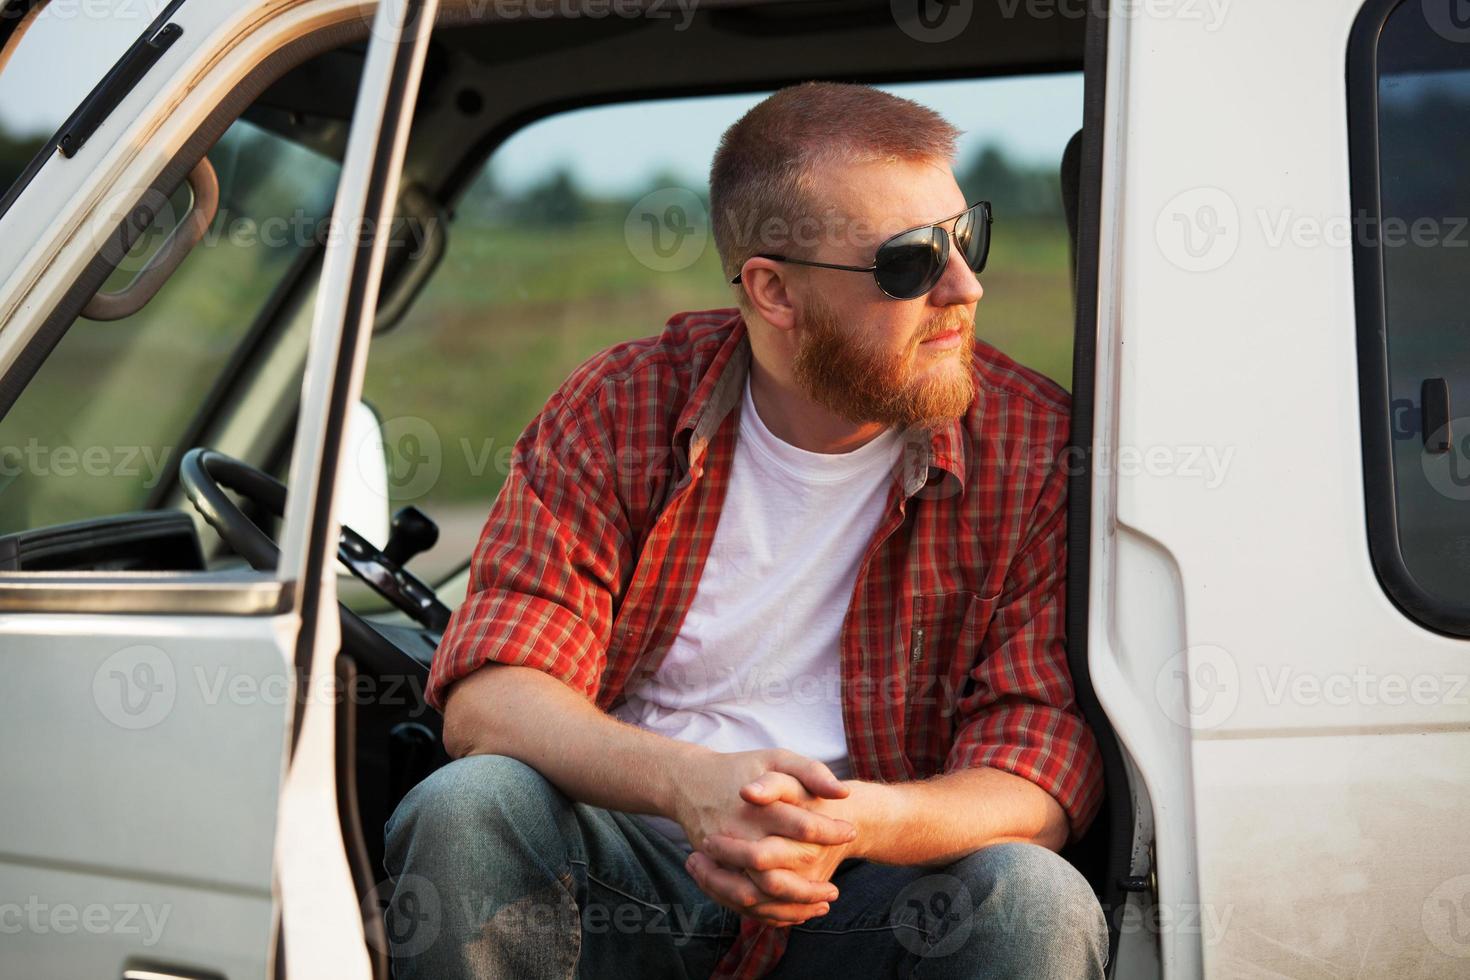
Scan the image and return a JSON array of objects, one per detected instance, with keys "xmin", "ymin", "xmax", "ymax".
[
  {"xmin": 425, "ymin": 382, "xmax": 632, "ymax": 713},
  {"xmin": 943, "ymin": 423, "xmax": 1105, "ymax": 841}
]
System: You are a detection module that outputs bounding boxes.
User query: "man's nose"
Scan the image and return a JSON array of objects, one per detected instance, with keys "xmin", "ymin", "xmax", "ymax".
[{"xmin": 929, "ymin": 234, "xmax": 983, "ymax": 307}]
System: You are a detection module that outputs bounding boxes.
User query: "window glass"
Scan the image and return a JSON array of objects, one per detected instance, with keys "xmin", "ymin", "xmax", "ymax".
[
  {"xmin": 1361, "ymin": 3, "xmax": 1470, "ymax": 616},
  {"xmin": 0, "ymin": 118, "xmax": 340, "ymax": 534},
  {"xmin": 361, "ymin": 75, "xmax": 1082, "ymax": 584}
]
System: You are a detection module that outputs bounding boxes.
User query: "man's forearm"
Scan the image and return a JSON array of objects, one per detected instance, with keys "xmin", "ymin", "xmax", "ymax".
[
  {"xmin": 840, "ymin": 767, "xmax": 1070, "ymax": 866},
  {"xmin": 440, "ymin": 663, "xmax": 711, "ymax": 819}
]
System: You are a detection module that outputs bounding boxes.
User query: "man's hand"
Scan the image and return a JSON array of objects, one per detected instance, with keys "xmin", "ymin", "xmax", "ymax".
[
  {"xmin": 670, "ymin": 749, "xmax": 855, "ymax": 926},
  {"xmin": 685, "ymin": 770, "xmax": 865, "ymax": 927},
  {"xmin": 696, "ymin": 765, "xmax": 1071, "ymax": 911}
]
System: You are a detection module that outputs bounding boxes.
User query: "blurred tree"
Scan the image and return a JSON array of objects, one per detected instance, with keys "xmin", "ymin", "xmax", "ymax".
[
  {"xmin": 481, "ymin": 145, "xmax": 1063, "ymax": 231},
  {"xmin": 634, "ymin": 168, "xmax": 708, "ymax": 205},
  {"xmin": 507, "ymin": 166, "xmax": 587, "ymax": 227},
  {"xmin": 457, "ymin": 160, "xmax": 504, "ymax": 223},
  {"xmin": 956, "ymin": 143, "xmax": 1062, "ymax": 219}
]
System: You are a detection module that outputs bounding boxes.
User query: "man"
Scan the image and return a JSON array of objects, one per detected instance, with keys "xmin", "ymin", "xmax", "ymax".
[{"xmin": 384, "ymin": 80, "xmax": 1106, "ymax": 979}]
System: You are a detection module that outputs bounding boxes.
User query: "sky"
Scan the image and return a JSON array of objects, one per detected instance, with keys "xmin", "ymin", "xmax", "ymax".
[
  {"xmin": 0, "ymin": 2, "xmax": 1083, "ymax": 194},
  {"xmin": 489, "ymin": 75, "xmax": 1083, "ymax": 196}
]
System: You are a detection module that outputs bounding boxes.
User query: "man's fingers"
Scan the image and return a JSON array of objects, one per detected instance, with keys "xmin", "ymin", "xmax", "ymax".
[
  {"xmin": 701, "ymin": 836, "xmax": 839, "ymax": 902},
  {"xmin": 685, "ymin": 850, "xmax": 763, "ymax": 906},
  {"xmin": 701, "ymin": 833, "xmax": 821, "ymax": 878},
  {"xmin": 761, "ymin": 800, "xmax": 857, "ymax": 845},
  {"xmin": 771, "ymin": 754, "xmax": 849, "ymax": 800},
  {"xmin": 702, "ymin": 836, "xmax": 843, "ymax": 911},
  {"xmin": 746, "ymin": 899, "xmax": 831, "ymax": 927},
  {"xmin": 746, "ymin": 903, "xmax": 829, "ymax": 927},
  {"xmin": 739, "ymin": 771, "xmax": 805, "ymax": 806},
  {"xmin": 738, "ymin": 772, "xmax": 857, "ymax": 849},
  {"xmin": 685, "ymin": 851, "xmax": 829, "ymax": 924},
  {"xmin": 746, "ymin": 866, "xmax": 839, "ymax": 905}
]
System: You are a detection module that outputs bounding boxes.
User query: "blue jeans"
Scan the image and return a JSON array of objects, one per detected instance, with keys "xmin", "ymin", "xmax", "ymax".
[{"xmin": 382, "ymin": 755, "xmax": 1108, "ymax": 979}]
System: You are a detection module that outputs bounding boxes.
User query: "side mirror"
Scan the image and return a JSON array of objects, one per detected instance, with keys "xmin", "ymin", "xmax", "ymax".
[{"xmin": 336, "ymin": 400, "xmax": 391, "ymax": 549}]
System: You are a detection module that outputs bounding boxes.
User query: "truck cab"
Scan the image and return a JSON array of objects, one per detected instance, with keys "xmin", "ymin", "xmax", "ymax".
[{"xmin": 0, "ymin": 1, "xmax": 1466, "ymax": 977}]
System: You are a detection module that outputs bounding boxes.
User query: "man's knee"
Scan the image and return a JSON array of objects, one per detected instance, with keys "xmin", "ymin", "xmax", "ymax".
[
  {"xmin": 935, "ymin": 843, "xmax": 1108, "ymax": 977},
  {"xmin": 956, "ymin": 841, "xmax": 1100, "ymax": 912},
  {"xmin": 385, "ymin": 754, "xmax": 570, "ymax": 867},
  {"xmin": 381, "ymin": 755, "xmax": 582, "ymax": 977}
]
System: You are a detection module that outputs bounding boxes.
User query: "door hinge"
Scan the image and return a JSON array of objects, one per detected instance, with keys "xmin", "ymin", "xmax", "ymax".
[{"xmin": 1118, "ymin": 841, "xmax": 1157, "ymax": 897}]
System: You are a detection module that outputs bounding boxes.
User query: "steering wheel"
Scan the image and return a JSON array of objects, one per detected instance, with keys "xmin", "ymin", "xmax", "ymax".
[{"xmin": 179, "ymin": 448, "xmax": 451, "ymax": 634}]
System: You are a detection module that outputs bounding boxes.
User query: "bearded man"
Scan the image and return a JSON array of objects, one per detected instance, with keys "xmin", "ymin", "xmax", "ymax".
[{"xmin": 384, "ymin": 80, "xmax": 1107, "ymax": 980}]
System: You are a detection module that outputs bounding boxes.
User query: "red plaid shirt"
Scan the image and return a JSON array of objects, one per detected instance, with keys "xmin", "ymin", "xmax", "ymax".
[{"xmin": 428, "ymin": 307, "xmax": 1103, "ymax": 979}]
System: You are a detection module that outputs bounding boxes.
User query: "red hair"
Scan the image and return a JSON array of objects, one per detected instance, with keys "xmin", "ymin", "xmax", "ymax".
[{"xmin": 709, "ymin": 81, "xmax": 961, "ymax": 307}]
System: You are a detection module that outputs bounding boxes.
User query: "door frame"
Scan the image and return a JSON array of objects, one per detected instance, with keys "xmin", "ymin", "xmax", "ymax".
[{"xmin": 0, "ymin": 0, "xmax": 440, "ymax": 976}]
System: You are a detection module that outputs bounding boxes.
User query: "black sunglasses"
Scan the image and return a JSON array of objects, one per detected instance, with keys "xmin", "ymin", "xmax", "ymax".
[{"xmin": 730, "ymin": 200, "xmax": 992, "ymax": 300}]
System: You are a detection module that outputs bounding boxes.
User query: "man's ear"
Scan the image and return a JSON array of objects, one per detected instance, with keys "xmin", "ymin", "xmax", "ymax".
[{"xmin": 739, "ymin": 259, "xmax": 798, "ymax": 332}]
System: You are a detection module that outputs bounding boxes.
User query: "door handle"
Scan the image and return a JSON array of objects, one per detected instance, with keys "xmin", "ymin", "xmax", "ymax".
[{"xmin": 82, "ymin": 155, "xmax": 219, "ymax": 321}]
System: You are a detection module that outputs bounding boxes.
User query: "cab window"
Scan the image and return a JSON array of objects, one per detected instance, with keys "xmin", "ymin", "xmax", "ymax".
[
  {"xmin": 0, "ymin": 118, "xmax": 340, "ymax": 534},
  {"xmin": 1351, "ymin": 0, "xmax": 1470, "ymax": 631},
  {"xmin": 360, "ymin": 75, "xmax": 1082, "ymax": 584}
]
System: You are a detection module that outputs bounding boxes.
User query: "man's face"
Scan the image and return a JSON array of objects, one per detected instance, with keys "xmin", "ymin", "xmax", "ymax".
[{"xmin": 783, "ymin": 158, "xmax": 983, "ymax": 429}]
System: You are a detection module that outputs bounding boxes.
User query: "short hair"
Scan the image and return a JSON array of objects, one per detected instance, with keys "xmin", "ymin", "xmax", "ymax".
[{"xmin": 709, "ymin": 81, "xmax": 961, "ymax": 308}]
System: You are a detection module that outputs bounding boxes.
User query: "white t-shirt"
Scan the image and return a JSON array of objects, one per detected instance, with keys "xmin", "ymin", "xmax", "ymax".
[{"xmin": 610, "ymin": 372, "xmax": 905, "ymax": 849}]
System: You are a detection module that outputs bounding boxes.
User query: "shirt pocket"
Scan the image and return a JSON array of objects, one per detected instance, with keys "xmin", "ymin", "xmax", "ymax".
[{"xmin": 906, "ymin": 589, "xmax": 1003, "ymax": 724}]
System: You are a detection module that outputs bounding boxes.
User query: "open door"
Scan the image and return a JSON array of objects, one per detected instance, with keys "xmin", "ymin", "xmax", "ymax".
[{"xmin": 0, "ymin": 1, "xmax": 438, "ymax": 977}]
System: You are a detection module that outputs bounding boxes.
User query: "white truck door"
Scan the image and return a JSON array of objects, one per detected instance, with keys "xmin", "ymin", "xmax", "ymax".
[
  {"xmin": 0, "ymin": 1, "xmax": 437, "ymax": 978},
  {"xmin": 1092, "ymin": 0, "xmax": 1470, "ymax": 977}
]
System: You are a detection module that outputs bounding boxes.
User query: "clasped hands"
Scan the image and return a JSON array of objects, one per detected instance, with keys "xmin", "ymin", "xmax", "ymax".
[{"xmin": 671, "ymin": 748, "xmax": 867, "ymax": 928}]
